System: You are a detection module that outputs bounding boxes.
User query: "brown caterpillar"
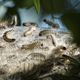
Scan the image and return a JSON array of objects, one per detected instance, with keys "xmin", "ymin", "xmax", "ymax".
[
  {"xmin": 21, "ymin": 42, "xmax": 41, "ymax": 50},
  {"xmin": 3, "ymin": 30, "xmax": 15, "ymax": 42},
  {"xmin": 23, "ymin": 22, "xmax": 37, "ymax": 37},
  {"xmin": 39, "ymin": 30, "xmax": 52, "ymax": 36},
  {"xmin": 23, "ymin": 26, "xmax": 36, "ymax": 37},
  {"xmin": 43, "ymin": 19, "xmax": 59, "ymax": 29},
  {"xmin": 27, "ymin": 53, "xmax": 46, "ymax": 62}
]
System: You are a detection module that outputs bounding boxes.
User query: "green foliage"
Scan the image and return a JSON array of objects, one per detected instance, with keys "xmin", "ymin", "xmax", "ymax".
[
  {"xmin": 13, "ymin": 0, "xmax": 41, "ymax": 13},
  {"xmin": 33, "ymin": 0, "xmax": 40, "ymax": 13},
  {"xmin": 40, "ymin": 0, "xmax": 67, "ymax": 13},
  {"xmin": 13, "ymin": 0, "xmax": 34, "ymax": 8},
  {"xmin": 61, "ymin": 12, "xmax": 80, "ymax": 45}
]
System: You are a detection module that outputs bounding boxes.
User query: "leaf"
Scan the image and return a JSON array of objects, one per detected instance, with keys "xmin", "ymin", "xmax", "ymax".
[
  {"xmin": 33, "ymin": 0, "xmax": 40, "ymax": 13},
  {"xmin": 13, "ymin": 0, "xmax": 33, "ymax": 8}
]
